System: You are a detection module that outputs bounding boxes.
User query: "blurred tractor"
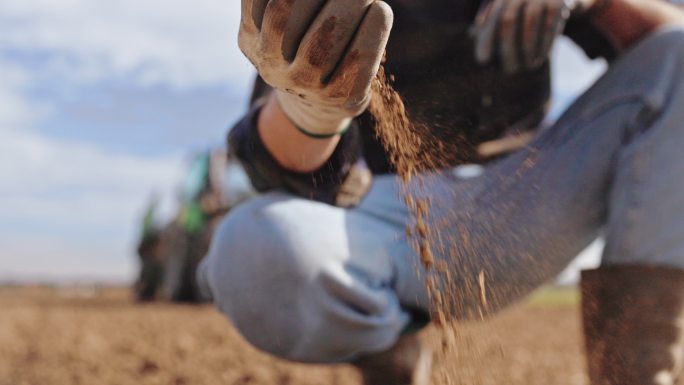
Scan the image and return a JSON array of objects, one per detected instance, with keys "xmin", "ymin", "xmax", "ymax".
[
  {"xmin": 134, "ymin": 198, "xmax": 165, "ymax": 302},
  {"xmin": 134, "ymin": 147, "xmax": 254, "ymax": 303}
]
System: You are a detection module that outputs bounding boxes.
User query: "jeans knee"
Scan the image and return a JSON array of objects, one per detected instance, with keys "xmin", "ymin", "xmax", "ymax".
[
  {"xmin": 201, "ymin": 194, "xmax": 409, "ymax": 362},
  {"xmin": 607, "ymin": 27, "xmax": 684, "ymax": 118},
  {"xmin": 201, "ymin": 194, "xmax": 317, "ymax": 357},
  {"xmin": 654, "ymin": 27, "xmax": 684, "ymax": 50},
  {"xmin": 638, "ymin": 27, "xmax": 684, "ymax": 67}
]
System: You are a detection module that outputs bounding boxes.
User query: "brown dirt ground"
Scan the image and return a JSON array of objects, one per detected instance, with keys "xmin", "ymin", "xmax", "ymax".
[{"xmin": 0, "ymin": 286, "xmax": 588, "ymax": 385}]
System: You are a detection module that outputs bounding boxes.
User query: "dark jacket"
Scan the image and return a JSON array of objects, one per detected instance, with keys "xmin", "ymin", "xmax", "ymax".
[{"xmin": 229, "ymin": 0, "xmax": 619, "ymax": 205}]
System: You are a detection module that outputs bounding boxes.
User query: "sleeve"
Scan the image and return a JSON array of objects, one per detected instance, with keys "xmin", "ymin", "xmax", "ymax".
[
  {"xmin": 565, "ymin": 0, "xmax": 684, "ymax": 61},
  {"xmin": 564, "ymin": 18, "xmax": 620, "ymax": 61},
  {"xmin": 227, "ymin": 76, "xmax": 363, "ymax": 205}
]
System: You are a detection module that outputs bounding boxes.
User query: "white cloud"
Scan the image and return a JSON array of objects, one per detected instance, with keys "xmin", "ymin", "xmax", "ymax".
[
  {"xmin": 553, "ymin": 38, "xmax": 607, "ymax": 92},
  {"xmin": 0, "ymin": 0, "xmax": 255, "ymax": 90},
  {"xmin": 550, "ymin": 38, "xmax": 608, "ymax": 117},
  {"xmin": 557, "ymin": 239, "xmax": 604, "ymax": 285},
  {"xmin": 0, "ymin": 0, "xmax": 252, "ymax": 282},
  {"xmin": 0, "ymin": 129, "xmax": 184, "ymax": 281},
  {"xmin": 0, "ymin": 129, "xmax": 182, "ymax": 225},
  {"xmin": 0, "ymin": 61, "xmax": 42, "ymax": 128}
]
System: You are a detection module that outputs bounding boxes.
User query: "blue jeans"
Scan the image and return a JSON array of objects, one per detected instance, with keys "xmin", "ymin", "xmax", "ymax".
[{"xmin": 198, "ymin": 28, "xmax": 684, "ymax": 363}]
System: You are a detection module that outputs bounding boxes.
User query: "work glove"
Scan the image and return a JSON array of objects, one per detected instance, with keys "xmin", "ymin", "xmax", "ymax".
[
  {"xmin": 239, "ymin": 0, "xmax": 394, "ymax": 137},
  {"xmin": 472, "ymin": 0, "xmax": 598, "ymax": 73}
]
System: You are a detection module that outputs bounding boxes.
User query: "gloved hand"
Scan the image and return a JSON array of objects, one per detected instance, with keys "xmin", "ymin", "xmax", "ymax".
[
  {"xmin": 239, "ymin": 0, "xmax": 394, "ymax": 137},
  {"xmin": 473, "ymin": 0, "xmax": 597, "ymax": 73}
]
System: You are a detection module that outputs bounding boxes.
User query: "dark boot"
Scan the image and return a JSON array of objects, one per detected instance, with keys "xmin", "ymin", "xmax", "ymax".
[
  {"xmin": 581, "ymin": 265, "xmax": 684, "ymax": 385},
  {"xmin": 353, "ymin": 332, "xmax": 433, "ymax": 385}
]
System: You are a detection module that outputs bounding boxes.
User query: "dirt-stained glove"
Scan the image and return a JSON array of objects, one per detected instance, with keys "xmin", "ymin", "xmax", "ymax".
[
  {"xmin": 239, "ymin": 0, "xmax": 394, "ymax": 137},
  {"xmin": 473, "ymin": 0, "xmax": 596, "ymax": 73}
]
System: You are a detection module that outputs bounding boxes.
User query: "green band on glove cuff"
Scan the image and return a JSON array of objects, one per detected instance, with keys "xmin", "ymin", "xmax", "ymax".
[{"xmin": 293, "ymin": 121, "xmax": 352, "ymax": 139}]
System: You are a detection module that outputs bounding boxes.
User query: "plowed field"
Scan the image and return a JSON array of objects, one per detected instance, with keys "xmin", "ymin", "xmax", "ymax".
[{"xmin": 0, "ymin": 286, "xmax": 587, "ymax": 385}]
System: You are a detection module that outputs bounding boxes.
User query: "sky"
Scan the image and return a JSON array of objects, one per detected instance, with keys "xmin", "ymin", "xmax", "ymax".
[{"xmin": 0, "ymin": 0, "xmax": 606, "ymax": 284}]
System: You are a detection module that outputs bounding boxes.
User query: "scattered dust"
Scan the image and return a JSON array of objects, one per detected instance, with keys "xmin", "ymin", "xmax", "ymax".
[
  {"xmin": 370, "ymin": 66, "xmax": 491, "ymax": 382},
  {"xmin": 369, "ymin": 66, "xmax": 464, "ymax": 323},
  {"xmin": 370, "ymin": 67, "xmax": 454, "ymax": 318}
]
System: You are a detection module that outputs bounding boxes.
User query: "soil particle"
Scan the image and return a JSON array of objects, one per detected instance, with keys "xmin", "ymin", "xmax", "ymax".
[
  {"xmin": 139, "ymin": 359, "xmax": 160, "ymax": 375},
  {"xmin": 235, "ymin": 374, "xmax": 255, "ymax": 385}
]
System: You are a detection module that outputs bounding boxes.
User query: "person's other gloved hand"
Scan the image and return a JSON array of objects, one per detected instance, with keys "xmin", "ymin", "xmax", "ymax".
[
  {"xmin": 239, "ymin": 0, "xmax": 394, "ymax": 137},
  {"xmin": 473, "ymin": 0, "xmax": 597, "ymax": 73}
]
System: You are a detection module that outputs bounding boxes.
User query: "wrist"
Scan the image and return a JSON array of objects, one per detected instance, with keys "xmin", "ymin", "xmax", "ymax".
[
  {"xmin": 257, "ymin": 93, "xmax": 341, "ymax": 173},
  {"xmin": 572, "ymin": 0, "xmax": 613, "ymax": 17}
]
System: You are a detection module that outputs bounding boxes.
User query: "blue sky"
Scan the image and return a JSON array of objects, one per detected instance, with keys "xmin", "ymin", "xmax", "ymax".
[{"xmin": 0, "ymin": 0, "xmax": 606, "ymax": 283}]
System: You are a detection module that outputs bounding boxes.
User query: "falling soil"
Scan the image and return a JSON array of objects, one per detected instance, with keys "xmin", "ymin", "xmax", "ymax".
[
  {"xmin": 370, "ymin": 66, "xmax": 491, "ymax": 383},
  {"xmin": 372, "ymin": 67, "xmax": 438, "ymax": 304},
  {"xmin": 368, "ymin": 63, "xmax": 545, "ymax": 320},
  {"xmin": 370, "ymin": 67, "xmax": 461, "ymax": 322}
]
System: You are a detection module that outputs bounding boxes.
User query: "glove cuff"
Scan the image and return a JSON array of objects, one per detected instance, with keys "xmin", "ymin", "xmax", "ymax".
[{"xmin": 276, "ymin": 90, "xmax": 355, "ymax": 137}]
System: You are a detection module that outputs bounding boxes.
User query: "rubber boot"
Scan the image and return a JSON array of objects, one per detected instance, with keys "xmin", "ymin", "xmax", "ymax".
[
  {"xmin": 353, "ymin": 332, "xmax": 433, "ymax": 385},
  {"xmin": 581, "ymin": 265, "xmax": 684, "ymax": 385}
]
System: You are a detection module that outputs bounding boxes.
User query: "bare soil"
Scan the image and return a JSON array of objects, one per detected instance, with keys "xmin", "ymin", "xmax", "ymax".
[{"xmin": 0, "ymin": 286, "xmax": 588, "ymax": 385}]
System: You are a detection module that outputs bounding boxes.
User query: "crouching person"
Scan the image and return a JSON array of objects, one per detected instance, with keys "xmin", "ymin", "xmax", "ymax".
[{"xmin": 199, "ymin": 0, "xmax": 684, "ymax": 383}]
